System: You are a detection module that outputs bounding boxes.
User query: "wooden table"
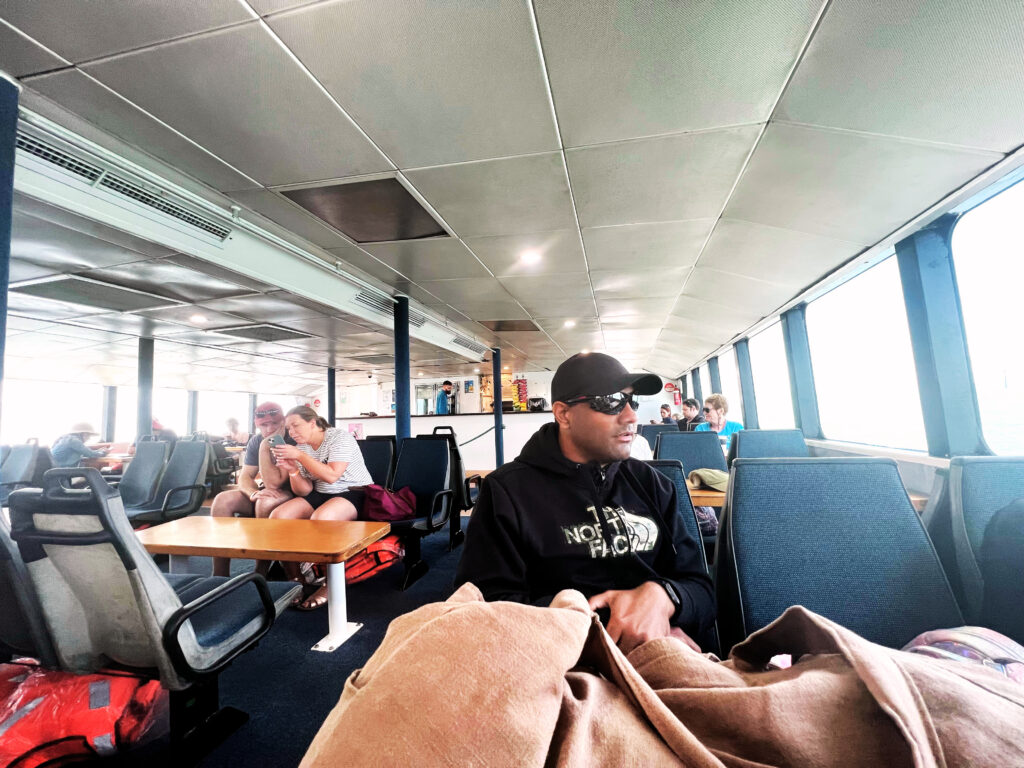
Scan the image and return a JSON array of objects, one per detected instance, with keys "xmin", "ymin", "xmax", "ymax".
[
  {"xmin": 136, "ymin": 517, "xmax": 390, "ymax": 652},
  {"xmin": 465, "ymin": 469, "xmax": 493, "ymax": 478},
  {"xmin": 685, "ymin": 482, "xmax": 928, "ymax": 512},
  {"xmin": 82, "ymin": 454, "xmax": 133, "ymax": 470}
]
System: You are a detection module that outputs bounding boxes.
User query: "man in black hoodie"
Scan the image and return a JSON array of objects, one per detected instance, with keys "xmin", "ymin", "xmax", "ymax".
[{"xmin": 456, "ymin": 353, "xmax": 714, "ymax": 653}]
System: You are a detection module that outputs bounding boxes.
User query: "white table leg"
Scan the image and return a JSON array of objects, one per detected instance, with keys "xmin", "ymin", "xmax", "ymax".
[
  {"xmin": 312, "ymin": 561, "xmax": 361, "ymax": 652},
  {"xmin": 169, "ymin": 554, "xmax": 190, "ymax": 573}
]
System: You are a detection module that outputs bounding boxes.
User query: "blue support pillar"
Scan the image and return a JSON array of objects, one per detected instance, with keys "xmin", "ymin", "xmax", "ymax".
[
  {"xmin": 492, "ymin": 348, "xmax": 504, "ymax": 466},
  {"xmin": 137, "ymin": 338, "xmax": 154, "ymax": 440},
  {"xmin": 102, "ymin": 386, "xmax": 117, "ymax": 442},
  {"xmin": 895, "ymin": 214, "xmax": 988, "ymax": 457},
  {"xmin": 690, "ymin": 368, "xmax": 703, "ymax": 403},
  {"xmin": 680, "ymin": 375, "xmax": 688, "ymax": 400},
  {"xmin": 734, "ymin": 339, "xmax": 759, "ymax": 429},
  {"xmin": 0, "ymin": 78, "xmax": 18, "ymax": 432},
  {"xmin": 186, "ymin": 390, "xmax": 198, "ymax": 435},
  {"xmin": 248, "ymin": 393, "xmax": 257, "ymax": 435},
  {"xmin": 708, "ymin": 357, "xmax": 722, "ymax": 394},
  {"xmin": 394, "ymin": 297, "xmax": 411, "ymax": 443},
  {"xmin": 327, "ymin": 367, "xmax": 336, "ymax": 425},
  {"xmin": 780, "ymin": 304, "xmax": 822, "ymax": 439}
]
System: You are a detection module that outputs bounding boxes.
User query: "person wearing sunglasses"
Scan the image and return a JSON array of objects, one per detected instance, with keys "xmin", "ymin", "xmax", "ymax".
[
  {"xmin": 456, "ymin": 352, "xmax": 714, "ymax": 655},
  {"xmin": 209, "ymin": 401, "xmax": 295, "ymax": 577},
  {"xmin": 693, "ymin": 393, "xmax": 744, "ymax": 450}
]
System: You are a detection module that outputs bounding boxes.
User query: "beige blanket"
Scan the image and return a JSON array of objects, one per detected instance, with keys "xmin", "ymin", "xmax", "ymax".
[{"xmin": 302, "ymin": 585, "xmax": 1024, "ymax": 767}]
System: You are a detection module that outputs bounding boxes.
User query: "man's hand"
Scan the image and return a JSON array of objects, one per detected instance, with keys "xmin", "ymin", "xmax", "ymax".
[{"xmin": 588, "ymin": 581, "xmax": 700, "ymax": 654}]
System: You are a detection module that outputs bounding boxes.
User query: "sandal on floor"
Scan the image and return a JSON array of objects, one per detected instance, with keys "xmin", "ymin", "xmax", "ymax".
[{"xmin": 294, "ymin": 584, "xmax": 329, "ymax": 611}]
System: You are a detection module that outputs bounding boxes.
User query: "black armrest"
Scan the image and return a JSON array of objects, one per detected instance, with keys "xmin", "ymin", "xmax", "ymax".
[
  {"xmin": 162, "ymin": 572, "xmax": 275, "ymax": 680},
  {"xmin": 424, "ymin": 489, "xmax": 455, "ymax": 533},
  {"xmin": 464, "ymin": 474, "xmax": 482, "ymax": 508},
  {"xmin": 160, "ymin": 484, "xmax": 207, "ymax": 519}
]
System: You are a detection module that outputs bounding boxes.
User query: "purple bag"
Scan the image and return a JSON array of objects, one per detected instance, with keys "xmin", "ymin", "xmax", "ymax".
[{"xmin": 362, "ymin": 484, "xmax": 418, "ymax": 522}]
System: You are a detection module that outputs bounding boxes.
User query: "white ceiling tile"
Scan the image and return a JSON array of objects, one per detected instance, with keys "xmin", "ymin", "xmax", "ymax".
[
  {"xmin": 229, "ymin": 189, "xmax": 357, "ymax": 249},
  {"xmin": 415, "ymin": 277, "xmax": 510, "ymax": 305},
  {"xmin": 681, "ymin": 267, "xmax": 796, "ymax": 314},
  {"xmin": 597, "ymin": 297, "xmax": 676, "ymax": 321},
  {"xmin": 324, "ymin": 247, "xmax": 403, "ymax": 285},
  {"xmin": 164, "ymin": 255, "xmax": 275, "ymax": 292},
  {"xmin": 567, "ymin": 127, "xmax": 760, "ymax": 227},
  {"xmin": 82, "ymin": 261, "xmax": 255, "ymax": 304},
  {"xmin": 581, "ymin": 220, "xmax": 714, "ymax": 271},
  {"xmin": 0, "ymin": 18, "xmax": 68, "ymax": 76},
  {"xmin": 277, "ymin": 316, "xmax": 370, "ymax": 338},
  {"xmin": 0, "ymin": 0, "xmax": 251, "ymax": 62},
  {"xmin": 429, "ymin": 302, "xmax": 530, "ymax": 322},
  {"xmin": 11, "ymin": 211, "xmax": 155, "ymax": 275},
  {"xmin": 591, "ymin": 268, "xmax": 687, "ymax": 299},
  {"xmin": 534, "ymin": 0, "xmax": 821, "ymax": 146},
  {"xmin": 83, "ymin": 24, "xmax": 392, "ymax": 186},
  {"xmin": 516, "ymin": 298, "xmax": 597, "ymax": 318},
  {"xmin": 725, "ymin": 123, "xmax": 1001, "ymax": 244},
  {"xmin": 250, "ymin": 0, "xmax": 318, "ymax": 14},
  {"xmin": 268, "ymin": 0, "xmax": 558, "ymax": 167},
  {"xmin": 499, "ymin": 275, "xmax": 593, "ymax": 303},
  {"xmin": 363, "ymin": 239, "xmax": 490, "ymax": 281},
  {"xmin": 135, "ymin": 306, "xmax": 249, "ymax": 331},
  {"xmin": 700, "ymin": 218, "xmax": 862, "ymax": 290},
  {"xmin": 534, "ymin": 317, "xmax": 602, "ymax": 336},
  {"xmin": 198, "ymin": 292, "xmax": 324, "ymax": 322},
  {"xmin": 404, "ymin": 153, "xmax": 576, "ymax": 238},
  {"xmin": 68, "ymin": 313, "xmax": 187, "ymax": 336},
  {"xmin": 777, "ymin": 1, "xmax": 1024, "ymax": 152},
  {"xmin": 464, "ymin": 230, "xmax": 586, "ymax": 277},
  {"xmin": 7, "ymin": 292, "xmax": 108, "ymax": 320},
  {"xmin": 22, "ymin": 70, "xmax": 260, "ymax": 192}
]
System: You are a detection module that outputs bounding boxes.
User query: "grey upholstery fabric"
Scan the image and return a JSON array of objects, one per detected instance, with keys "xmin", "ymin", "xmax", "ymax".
[
  {"xmin": 125, "ymin": 440, "xmax": 208, "ymax": 522},
  {"xmin": 0, "ymin": 519, "xmax": 57, "ymax": 665},
  {"xmin": 115, "ymin": 440, "xmax": 168, "ymax": 508}
]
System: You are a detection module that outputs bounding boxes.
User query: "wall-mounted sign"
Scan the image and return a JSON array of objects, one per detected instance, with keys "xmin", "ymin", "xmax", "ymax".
[{"xmin": 664, "ymin": 382, "xmax": 677, "ymax": 393}]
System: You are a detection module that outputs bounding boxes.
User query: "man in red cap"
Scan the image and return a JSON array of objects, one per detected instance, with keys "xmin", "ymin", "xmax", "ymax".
[
  {"xmin": 457, "ymin": 353, "xmax": 714, "ymax": 653},
  {"xmin": 209, "ymin": 401, "xmax": 294, "ymax": 576}
]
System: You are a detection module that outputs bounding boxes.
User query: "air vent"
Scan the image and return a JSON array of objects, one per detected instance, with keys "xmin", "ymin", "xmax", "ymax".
[
  {"xmin": 451, "ymin": 335, "xmax": 488, "ymax": 355},
  {"xmin": 99, "ymin": 175, "xmax": 231, "ymax": 239},
  {"xmin": 16, "ymin": 132, "xmax": 103, "ymax": 182},
  {"xmin": 352, "ymin": 291, "xmax": 425, "ymax": 327},
  {"xmin": 218, "ymin": 324, "xmax": 313, "ymax": 342}
]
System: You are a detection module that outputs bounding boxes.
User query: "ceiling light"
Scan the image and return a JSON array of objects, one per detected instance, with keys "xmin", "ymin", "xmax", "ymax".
[
  {"xmin": 581, "ymin": 349, "xmax": 590, "ymax": 354},
  {"xmin": 473, "ymin": 368, "xmax": 480, "ymax": 373},
  {"xmin": 563, "ymin": 320, "xmax": 576, "ymax": 328},
  {"xmin": 520, "ymin": 249, "xmax": 541, "ymax": 265},
  {"xmin": 418, "ymin": 372, "xmax": 424, "ymax": 376},
  {"xmin": 503, "ymin": 365, "xmax": 509, "ymax": 370},
  {"xmin": 189, "ymin": 314, "xmax": 207, "ymax": 324}
]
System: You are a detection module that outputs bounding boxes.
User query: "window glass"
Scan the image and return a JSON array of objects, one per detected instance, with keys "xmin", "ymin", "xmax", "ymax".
[
  {"xmin": 698, "ymin": 364, "xmax": 711, "ymax": 402},
  {"xmin": 716, "ymin": 349, "xmax": 744, "ymax": 425},
  {"xmin": 0, "ymin": 379, "xmax": 103, "ymax": 447},
  {"xmin": 747, "ymin": 323, "xmax": 795, "ymax": 429},
  {"xmin": 153, "ymin": 388, "xmax": 189, "ymax": 437},
  {"xmin": 952, "ymin": 181, "xmax": 1024, "ymax": 454},
  {"xmin": 198, "ymin": 391, "xmax": 252, "ymax": 438},
  {"xmin": 806, "ymin": 257, "xmax": 927, "ymax": 450},
  {"xmin": 114, "ymin": 386, "xmax": 138, "ymax": 443}
]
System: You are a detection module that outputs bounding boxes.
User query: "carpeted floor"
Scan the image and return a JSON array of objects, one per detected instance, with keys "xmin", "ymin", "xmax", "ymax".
[{"xmin": 166, "ymin": 530, "xmax": 461, "ymax": 767}]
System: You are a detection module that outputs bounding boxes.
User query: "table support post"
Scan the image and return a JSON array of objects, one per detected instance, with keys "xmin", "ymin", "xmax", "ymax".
[
  {"xmin": 312, "ymin": 561, "xmax": 362, "ymax": 652},
  {"xmin": 169, "ymin": 554, "xmax": 190, "ymax": 574}
]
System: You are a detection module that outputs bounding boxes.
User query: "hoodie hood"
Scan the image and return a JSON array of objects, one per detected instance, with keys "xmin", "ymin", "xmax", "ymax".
[{"xmin": 517, "ymin": 422, "xmax": 624, "ymax": 485}]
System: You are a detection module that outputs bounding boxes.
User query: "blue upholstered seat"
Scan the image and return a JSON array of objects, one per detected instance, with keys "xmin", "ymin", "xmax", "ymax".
[
  {"xmin": 124, "ymin": 439, "xmax": 208, "ymax": 525},
  {"xmin": 715, "ymin": 457, "xmax": 963, "ymax": 654},
  {"xmin": 112, "ymin": 439, "xmax": 168, "ymax": 509},
  {"xmin": 948, "ymin": 456, "xmax": 1024, "ymax": 621},
  {"xmin": 358, "ymin": 437, "xmax": 395, "ymax": 487},
  {"xmin": 1, "ymin": 443, "xmax": 53, "ymax": 505},
  {"xmin": 640, "ymin": 424, "xmax": 679, "ymax": 451},
  {"xmin": 654, "ymin": 431, "xmax": 727, "ymax": 472},
  {"xmin": 726, "ymin": 428, "xmax": 808, "ymax": 467}
]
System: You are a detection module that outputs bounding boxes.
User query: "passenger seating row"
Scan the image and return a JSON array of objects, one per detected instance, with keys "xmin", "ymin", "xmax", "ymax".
[
  {"xmin": 0, "ymin": 440, "xmax": 55, "ymax": 506},
  {"xmin": 118, "ymin": 437, "xmax": 209, "ymax": 526}
]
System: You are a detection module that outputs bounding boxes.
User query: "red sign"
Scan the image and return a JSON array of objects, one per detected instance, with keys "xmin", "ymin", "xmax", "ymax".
[
  {"xmin": 313, "ymin": 398, "xmax": 322, "ymax": 408},
  {"xmin": 664, "ymin": 382, "xmax": 677, "ymax": 392}
]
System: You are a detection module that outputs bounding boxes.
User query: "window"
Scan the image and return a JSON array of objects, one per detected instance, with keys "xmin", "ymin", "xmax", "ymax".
[
  {"xmin": 698, "ymin": 364, "xmax": 711, "ymax": 402},
  {"xmin": 198, "ymin": 391, "xmax": 252, "ymax": 438},
  {"xmin": 154, "ymin": 388, "xmax": 189, "ymax": 437},
  {"xmin": 747, "ymin": 322, "xmax": 795, "ymax": 429},
  {"xmin": 114, "ymin": 386, "xmax": 138, "ymax": 443},
  {"xmin": 806, "ymin": 257, "xmax": 926, "ymax": 450},
  {"xmin": 952, "ymin": 181, "xmax": 1024, "ymax": 454},
  {"xmin": 716, "ymin": 349, "xmax": 744, "ymax": 425},
  {"xmin": 0, "ymin": 379, "xmax": 103, "ymax": 446}
]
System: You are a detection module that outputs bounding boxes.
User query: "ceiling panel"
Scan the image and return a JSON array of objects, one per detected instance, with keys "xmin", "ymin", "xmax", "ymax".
[
  {"xmin": 700, "ymin": 218, "xmax": 862, "ymax": 290},
  {"xmin": 404, "ymin": 153, "xmax": 576, "ymax": 238},
  {"xmin": 581, "ymin": 220, "xmax": 714, "ymax": 271},
  {"xmin": 726, "ymin": 123, "xmax": 1001, "ymax": 244},
  {"xmin": 323, "ymin": 246, "xmax": 402, "ymax": 286},
  {"xmin": 0, "ymin": 17, "xmax": 69, "ymax": 76},
  {"xmin": 499, "ymin": 275, "xmax": 593, "ymax": 304},
  {"xmin": 68, "ymin": 312, "xmax": 189, "ymax": 337},
  {"xmin": 0, "ymin": 0, "xmax": 251, "ymax": 62},
  {"xmin": 680, "ymin": 267, "xmax": 796, "ymax": 314},
  {"xmin": 415, "ymin": 277, "xmax": 510, "ymax": 305},
  {"xmin": 515, "ymin": 297, "xmax": 597, "ymax": 318},
  {"xmin": 591, "ymin": 268, "xmax": 688, "ymax": 300},
  {"xmin": 534, "ymin": 0, "xmax": 820, "ymax": 147},
  {"xmin": 429, "ymin": 301, "xmax": 530, "ymax": 322},
  {"xmin": 11, "ymin": 211, "xmax": 156, "ymax": 275},
  {"xmin": 164, "ymin": 255, "xmax": 274, "ymax": 292},
  {"xmin": 567, "ymin": 127, "xmax": 760, "ymax": 228},
  {"xmin": 464, "ymin": 230, "xmax": 586, "ymax": 277},
  {"xmin": 135, "ymin": 305, "xmax": 249, "ymax": 331},
  {"xmin": 22, "ymin": 69, "xmax": 260, "ymax": 192},
  {"xmin": 363, "ymin": 239, "xmax": 489, "ymax": 282},
  {"xmin": 250, "ymin": 0, "xmax": 317, "ymax": 14},
  {"xmin": 83, "ymin": 24, "xmax": 392, "ymax": 186},
  {"xmin": 82, "ymin": 260, "xmax": 255, "ymax": 304},
  {"xmin": 194, "ymin": 292, "xmax": 323, "ymax": 322},
  {"xmin": 534, "ymin": 317, "xmax": 602, "ymax": 336},
  {"xmin": 276, "ymin": 316, "xmax": 371, "ymax": 339},
  {"xmin": 7, "ymin": 292, "xmax": 108, "ymax": 320},
  {"xmin": 228, "ymin": 189, "xmax": 362, "ymax": 249},
  {"xmin": 777, "ymin": 1, "xmax": 1024, "ymax": 153},
  {"xmin": 268, "ymin": 0, "xmax": 557, "ymax": 167}
]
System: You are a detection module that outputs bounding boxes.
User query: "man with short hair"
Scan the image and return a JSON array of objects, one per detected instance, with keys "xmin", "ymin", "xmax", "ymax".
[
  {"xmin": 678, "ymin": 398, "xmax": 706, "ymax": 431},
  {"xmin": 456, "ymin": 353, "xmax": 714, "ymax": 653},
  {"xmin": 209, "ymin": 402, "xmax": 293, "ymax": 576},
  {"xmin": 436, "ymin": 380, "xmax": 454, "ymax": 415}
]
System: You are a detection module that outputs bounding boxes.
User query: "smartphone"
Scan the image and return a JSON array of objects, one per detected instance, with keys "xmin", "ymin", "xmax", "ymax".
[{"xmin": 267, "ymin": 435, "xmax": 284, "ymax": 448}]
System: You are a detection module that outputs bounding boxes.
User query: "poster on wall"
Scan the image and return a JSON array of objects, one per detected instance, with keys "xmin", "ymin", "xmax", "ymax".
[
  {"xmin": 347, "ymin": 423, "xmax": 364, "ymax": 440},
  {"xmin": 464, "ymin": 380, "xmax": 474, "ymax": 394}
]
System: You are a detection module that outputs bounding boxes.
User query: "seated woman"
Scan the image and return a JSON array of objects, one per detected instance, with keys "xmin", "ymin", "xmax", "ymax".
[
  {"xmin": 265, "ymin": 406, "xmax": 373, "ymax": 610},
  {"xmin": 694, "ymin": 393, "xmax": 743, "ymax": 450}
]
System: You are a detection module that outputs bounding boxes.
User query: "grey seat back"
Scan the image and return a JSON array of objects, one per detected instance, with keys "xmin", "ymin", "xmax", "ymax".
[
  {"xmin": 153, "ymin": 440, "xmax": 209, "ymax": 508},
  {"xmin": 654, "ymin": 431, "xmax": 728, "ymax": 472},
  {"xmin": 358, "ymin": 438, "xmax": 394, "ymax": 487},
  {"xmin": 0, "ymin": 519, "xmax": 57, "ymax": 666},
  {"xmin": 117, "ymin": 440, "xmax": 169, "ymax": 508},
  {"xmin": 7, "ymin": 469, "xmax": 234, "ymax": 690},
  {"xmin": 949, "ymin": 456, "xmax": 1024, "ymax": 621},
  {"xmin": 1, "ymin": 444, "xmax": 41, "ymax": 505},
  {"xmin": 0, "ymin": 445, "xmax": 11, "ymax": 466}
]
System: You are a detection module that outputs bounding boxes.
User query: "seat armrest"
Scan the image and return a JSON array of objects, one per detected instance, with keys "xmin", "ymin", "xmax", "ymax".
[
  {"xmin": 464, "ymin": 474, "xmax": 482, "ymax": 508},
  {"xmin": 162, "ymin": 572, "xmax": 275, "ymax": 680},
  {"xmin": 160, "ymin": 484, "xmax": 207, "ymax": 519},
  {"xmin": 424, "ymin": 489, "xmax": 455, "ymax": 532}
]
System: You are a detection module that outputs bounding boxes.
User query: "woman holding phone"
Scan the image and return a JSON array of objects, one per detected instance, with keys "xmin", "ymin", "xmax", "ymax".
[{"xmin": 267, "ymin": 405, "xmax": 373, "ymax": 609}]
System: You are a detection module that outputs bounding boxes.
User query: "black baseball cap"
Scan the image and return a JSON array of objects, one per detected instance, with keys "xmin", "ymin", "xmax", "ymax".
[{"xmin": 551, "ymin": 352, "xmax": 663, "ymax": 403}]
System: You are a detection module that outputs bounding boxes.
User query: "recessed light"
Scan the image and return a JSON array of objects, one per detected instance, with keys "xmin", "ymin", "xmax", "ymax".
[
  {"xmin": 581, "ymin": 349, "xmax": 590, "ymax": 354},
  {"xmin": 563, "ymin": 319, "xmax": 576, "ymax": 328},
  {"xmin": 473, "ymin": 368, "xmax": 480, "ymax": 373},
  {"xmin": 503, "ymin": 365, "xmax": 509, "ymax": 370},
  {"xmin": 520, "ymin": 249, "xmax": 541, "ymax": 265},
  {"xmin": 189, "ymin": 314, "xmax": 207, "ymax": 324},
  {"xmin": 418, "ymin": 372, "xmax": 424, "ymax": 376}
]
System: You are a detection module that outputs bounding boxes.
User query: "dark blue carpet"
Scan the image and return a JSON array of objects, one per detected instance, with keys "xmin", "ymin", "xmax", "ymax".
[{"xmin": 164, "ymin": 530, "xmax": 461, "ymax": 767}]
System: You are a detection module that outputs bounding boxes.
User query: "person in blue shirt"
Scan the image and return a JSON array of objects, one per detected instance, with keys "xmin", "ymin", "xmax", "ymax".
[
  {"xmin": 694, "ymin": 393, "xmax": 743, "ymax": 449},
  {"xmin": 51, "ymin": 423, "xmax": 106, "ymax": 467},
  {"xmin": 436, "ymin": 380, "xmax": 454, "ymax": 415}
]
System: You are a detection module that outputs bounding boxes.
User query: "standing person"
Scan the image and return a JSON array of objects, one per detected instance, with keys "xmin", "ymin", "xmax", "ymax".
[
  {"xmin": 268, "ymin": 406, "xmax": 373, "ymax": 610},
  {"xmin": 209, "ymin": 402, "xmax": 293, "ymax": 577},
  {"xmin": 456, "ymin": 352, "xmax": 714, "ymax": 653},
  {"xmin": 51, "ymin": 423, "xmax": 106, "ymax": 467},
  {"xmin": 678, "ymin": 398, "xmax": 706, "ymax": 431},
  {"xmin": 436, "ymin": 380, "xmax": 454, "ymax": 415},
  {"xmin": 694, "ymin": 394, "xmax": 744, "ymax": 449}
]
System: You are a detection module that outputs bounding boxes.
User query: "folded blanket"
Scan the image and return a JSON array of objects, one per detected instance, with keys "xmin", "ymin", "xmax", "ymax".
[
  {"xmin": 301, "ymin": 585, "xmax": 1024, "ymax": 768},
  {"xmin": 688, "ymin": 468, "xmax": 729, "ymax": 492}
]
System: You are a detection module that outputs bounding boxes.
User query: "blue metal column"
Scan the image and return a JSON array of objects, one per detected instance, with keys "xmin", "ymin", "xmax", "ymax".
[
  {"xmin": 137, "ymin": 338, "xmax": 154, "ymax": 440},
  {"xmin": 186, "ymin": 390, "xmax": 198, "ymax": 435},
  {"xmin": 248, "ymin": 393, "xmax": 257, "ymax": 435},
  {"xmin": 680, "ymin": 374, "xmax": 688, "ymax": 400},
  {"xmin": 734, "ymin": 339, "xmax": 759, "ymax": 429},
  {"xmin": 708, "ymin": 357, "xmax": 722, "ymax": 394},
  {"xmin": 780, "ymin": 304, "xmax": 822, "ymax": 439},
  {"xmin": 394, "ymin": 297, "xmax": 411, "ymax": 443},
  {"xmin": 492, "ymin": 347, "xmax": 504, "ymax": 466},
  {"xmin": 327, "ymin": 367, "xmax": 336, "ymax": 425},
  {"xmin": 690, "ymin": 368, "xmax": 703, "ymax": 403},
  {"xmin": 896, "ymin": 214, "xmax": 988, "ymax": 456},
  {"xmin": 101, "ymin": 386, "xmax": 117, "ymax": 442},
  {"xmin": 0, "ymin": 78, "xmax": 18, "ymax": 432}
]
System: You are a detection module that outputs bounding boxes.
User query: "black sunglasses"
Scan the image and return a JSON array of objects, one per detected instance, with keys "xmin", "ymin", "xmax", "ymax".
[
  {"xmin": 254, "ymin": 409, "xmax": 280, "ymax": 418},
  {"xmin": 566, "ymin": 392, "xmax": 640, "ymax": 415},
  {"xmin": 703, "ymin": 406, "xmax": 712, "ymax": 413}
]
